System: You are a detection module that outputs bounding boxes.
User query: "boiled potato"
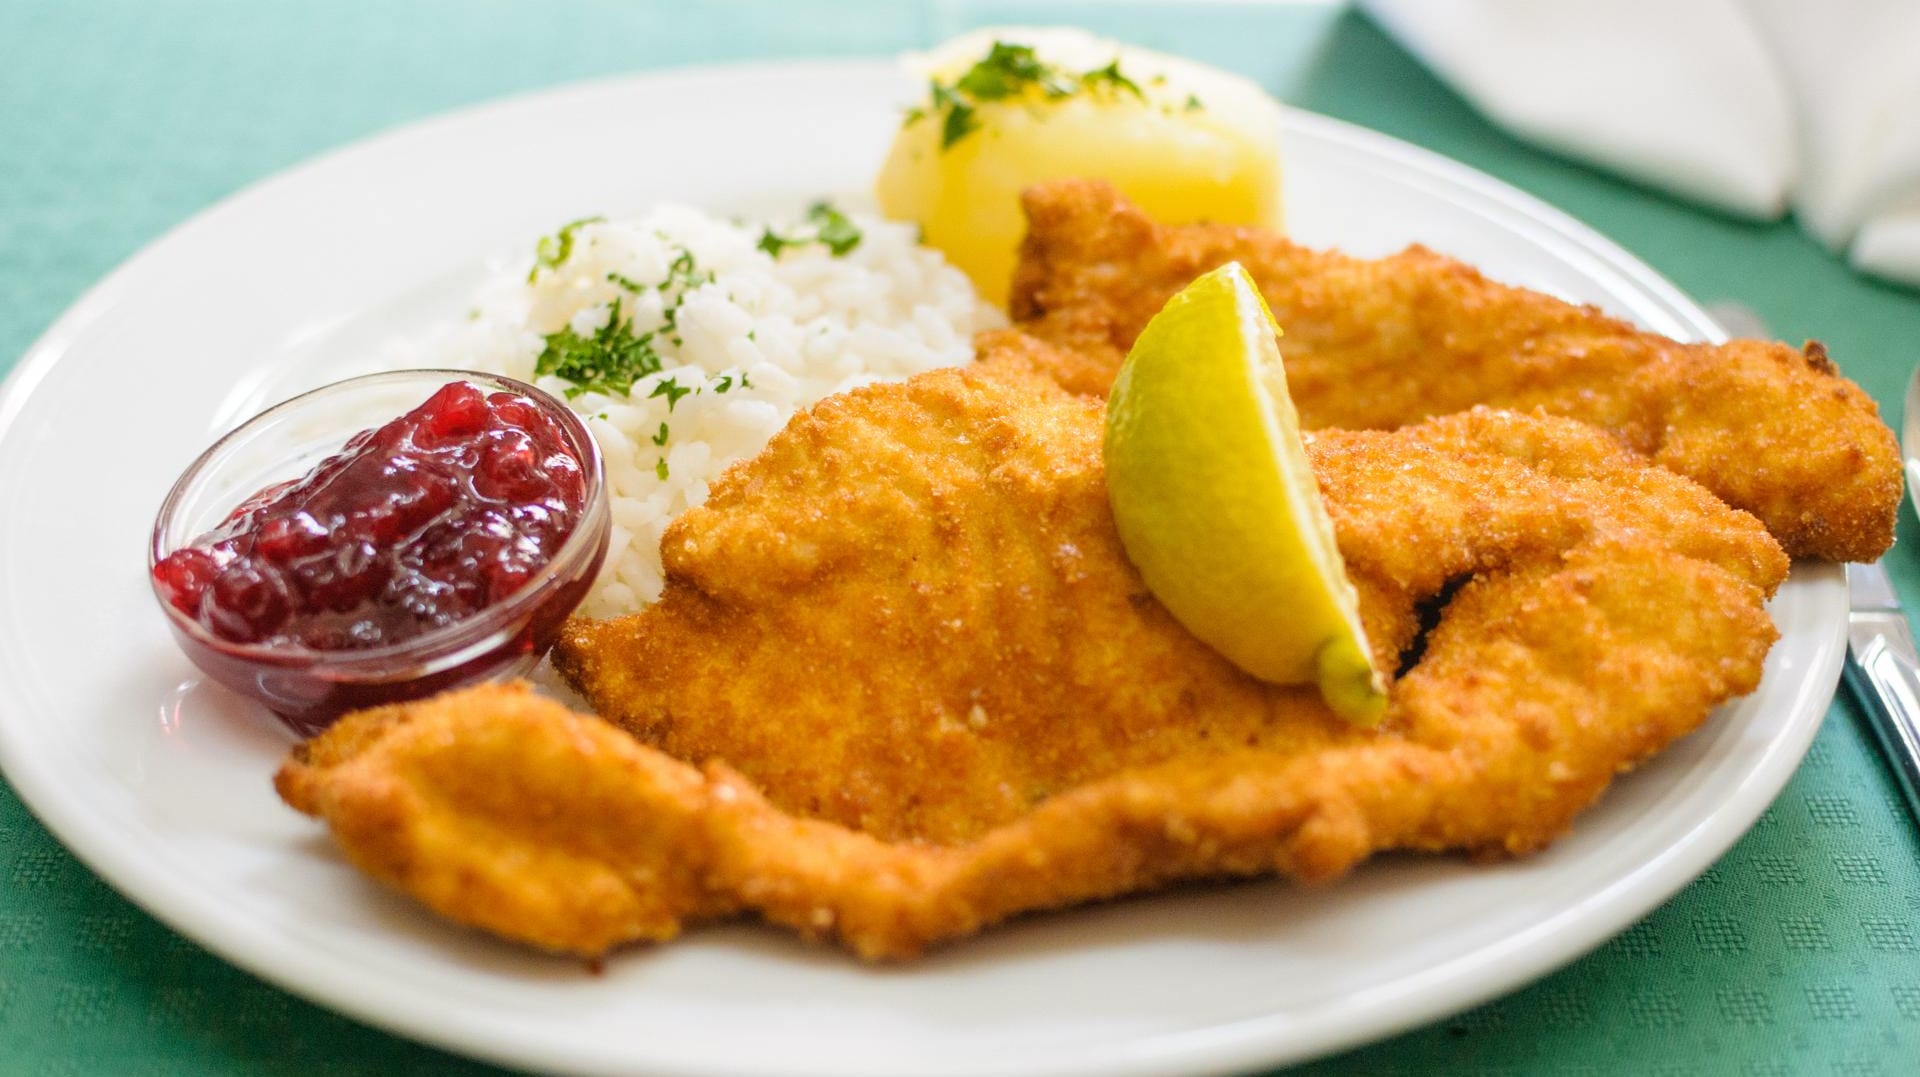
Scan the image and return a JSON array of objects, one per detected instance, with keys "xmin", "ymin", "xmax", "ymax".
[{"xmin": 876, "ymin": 28, "xmax": 1284, "ymax": 304}]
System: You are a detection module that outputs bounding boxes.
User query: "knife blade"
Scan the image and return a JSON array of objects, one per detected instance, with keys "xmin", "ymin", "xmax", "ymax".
[{"xmin": 1842, "ymin": 560, "xmax": 1920, "ymax": 824}]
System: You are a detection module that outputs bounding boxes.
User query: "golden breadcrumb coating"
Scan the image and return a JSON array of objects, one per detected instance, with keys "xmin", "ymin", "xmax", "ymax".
[
  {"xmin": 281, "ymin": 354, "xmax": 1786, "ymax": 959},
  {"xmin": 1008, "ymin": 179, "xmax": 1900, "ymax": 563}
]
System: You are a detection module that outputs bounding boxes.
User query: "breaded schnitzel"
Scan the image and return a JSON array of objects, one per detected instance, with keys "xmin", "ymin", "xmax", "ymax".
[
  {"xmin": 1008, "ymin": 179, "xmax": 1900, "ymax": 563},
  {"xmin": 280, "ymin": 350, "xmax": 1787, "ymax": 958}
]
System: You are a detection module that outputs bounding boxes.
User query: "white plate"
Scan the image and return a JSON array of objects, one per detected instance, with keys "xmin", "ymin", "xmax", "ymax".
[{"xmin": 0, "ymin": 60, "xmax": 1844, "ymax": 1077}]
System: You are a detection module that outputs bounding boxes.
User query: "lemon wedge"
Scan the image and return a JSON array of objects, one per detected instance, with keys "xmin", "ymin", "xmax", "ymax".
[
  {"xmin": 875, "ymin": 27, "xmax": 1283, "ymax": 303},
  {"xmin": 1104, "ymin": 262, "xmax": 1386, "ymax": 724}
]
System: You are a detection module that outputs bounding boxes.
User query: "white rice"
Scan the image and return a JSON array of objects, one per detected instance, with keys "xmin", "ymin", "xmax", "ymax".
[{"xmin": 389, "ymin": 205, "xmax": 1001, "ymax": 617}]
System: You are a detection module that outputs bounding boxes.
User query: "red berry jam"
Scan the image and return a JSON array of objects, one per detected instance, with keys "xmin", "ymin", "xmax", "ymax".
[{"xmin": 153, "ymin": 382, "xmax": 588, "ymax": 651}]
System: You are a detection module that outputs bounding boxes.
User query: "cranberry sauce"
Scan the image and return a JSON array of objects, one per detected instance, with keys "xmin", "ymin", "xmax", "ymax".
[{"xmin": 153, "ymin": 381, "xmax": 588, "ymax": 651}]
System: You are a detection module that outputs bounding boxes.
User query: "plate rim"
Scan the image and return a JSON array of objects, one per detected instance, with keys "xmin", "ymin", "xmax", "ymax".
[{"xmin": 0, "ymin": 56, "xmax": 1845, "ymax": 1077}]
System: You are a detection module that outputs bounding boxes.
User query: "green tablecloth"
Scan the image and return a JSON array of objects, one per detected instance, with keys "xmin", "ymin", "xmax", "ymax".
[{"xmin": 3, "ymin": 2, "xmax": 1917, "ymax": 1073}]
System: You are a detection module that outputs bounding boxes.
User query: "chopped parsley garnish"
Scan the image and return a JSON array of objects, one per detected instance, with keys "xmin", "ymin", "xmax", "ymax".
[
  {"xmin": 1184, "ymin": 93, "xmax": 1203, "ymax": 111},
  {"xmin": 528, "ymin": 216, "xmax": 604, "ymax": 282},
  {"xmin": 610, "ymin": 248, "xmax": 709, "ymax": 300},
  {"xmin": 955, "ymin": 42, "xmax": 1076, "ymax": 101},
  {"xmin": 758, "ymin": 201, "xmax": 864, "ymax": 258},
  {"xmin": 1081, "ymin": 60, "xmax": 1144, "ymax": 101},
  {"xmin": 808, "ymin": 203, "xmax": 862, "ymax": 256},
  {"xmin": 534, "ymin": 298, "xmax": 663, "ymax": 399},
  {"xmin": 660, "ymin": 248, "xmax": 706, "ymax": 291},
  {"xmin": 661, "ymin": 248, "xmax": 713, "ymax": 338},
  {"xmin": 941, "ymin": 102, "xmax": 979, "ymax": 150},
  {"xmin": 905, "ymin": 42, "xmax": 1156, "ymax": 150},
  {"xmin": 739, "ymin": 371, "xmax": 752, "ymax": 388},
  {"xmin": 539, "ymin": 247, "xmax": 720, "ymax": 400},
  {"xmin": 655, "ymin": 458, "xmax": 670, "ymax": 480},
  {"xmin": 711, "ymin": 374, "xmax": 733, "ymax": 393},
  {"xmin": 648, "ymin": 376, "xmax": 691, "ymax": 411},
  {"xmin": 650, "ymin": 422, "xmax": 669, "ymax": 446}
]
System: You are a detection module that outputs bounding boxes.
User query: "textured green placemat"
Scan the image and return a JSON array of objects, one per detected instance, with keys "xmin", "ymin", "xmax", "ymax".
[{"xmin": 2, "ymin": 3, "xmax": 1917, "ymax": 1074}]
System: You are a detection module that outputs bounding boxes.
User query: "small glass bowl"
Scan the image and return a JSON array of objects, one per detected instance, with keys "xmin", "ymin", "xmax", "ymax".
[{"xmin": 148, "ymin": 369, "xmax": 611, "ymax": 737}]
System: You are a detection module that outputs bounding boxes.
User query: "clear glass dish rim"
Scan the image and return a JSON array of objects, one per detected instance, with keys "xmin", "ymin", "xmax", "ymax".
[{"xmin": 146, "ymin": 367, "xmax": 610, "ymax": 674}]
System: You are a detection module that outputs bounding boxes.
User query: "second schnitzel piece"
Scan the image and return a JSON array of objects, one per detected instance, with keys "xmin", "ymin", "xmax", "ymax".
[
  {"xmin": 1007, "ymin": 179, "xmax": 1900, "ymax": 563},
  {"xmin": 280, "ymin": 351, "xmax": 1786, "ymax": 959}
]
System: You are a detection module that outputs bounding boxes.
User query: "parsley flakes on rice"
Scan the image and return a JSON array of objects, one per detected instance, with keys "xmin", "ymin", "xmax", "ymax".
[{"xmin": 390, "ymin": 203, "xmax": 1001, "ymax": 617}]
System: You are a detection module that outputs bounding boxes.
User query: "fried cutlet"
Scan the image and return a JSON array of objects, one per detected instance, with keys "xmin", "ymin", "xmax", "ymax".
[
  {"xmin": 279, "ymin": 349, "xmax": 1787, "ymax": 959},
  {"xmin": 1007, "ymin": 179, "xmax": 1900, "ymax": 563}
]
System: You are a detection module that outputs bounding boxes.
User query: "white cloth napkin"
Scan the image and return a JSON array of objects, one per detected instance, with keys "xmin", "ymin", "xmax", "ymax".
[{"xmin": 1360, "ymin": 0, "xmax": 1920, "ymax": 288}]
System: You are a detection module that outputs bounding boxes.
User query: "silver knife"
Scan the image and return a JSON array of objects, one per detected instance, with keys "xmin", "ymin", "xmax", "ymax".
[{"xmin": 1842, "ymin": 560, "xmax": 1920, "ymax": 823}]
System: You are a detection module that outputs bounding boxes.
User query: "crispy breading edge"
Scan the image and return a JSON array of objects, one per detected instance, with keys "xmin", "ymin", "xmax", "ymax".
[
  {"xmin": 277, "ymin": 391, "xmax": 1787, "ymax": 961},
  {"xmin": 1007, "ymin": 179, "xmax": 1901, "ymax": 563},
  {"xmin": 281, "ymin": 532, "xmax": 1778, "ymax": 963}
]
